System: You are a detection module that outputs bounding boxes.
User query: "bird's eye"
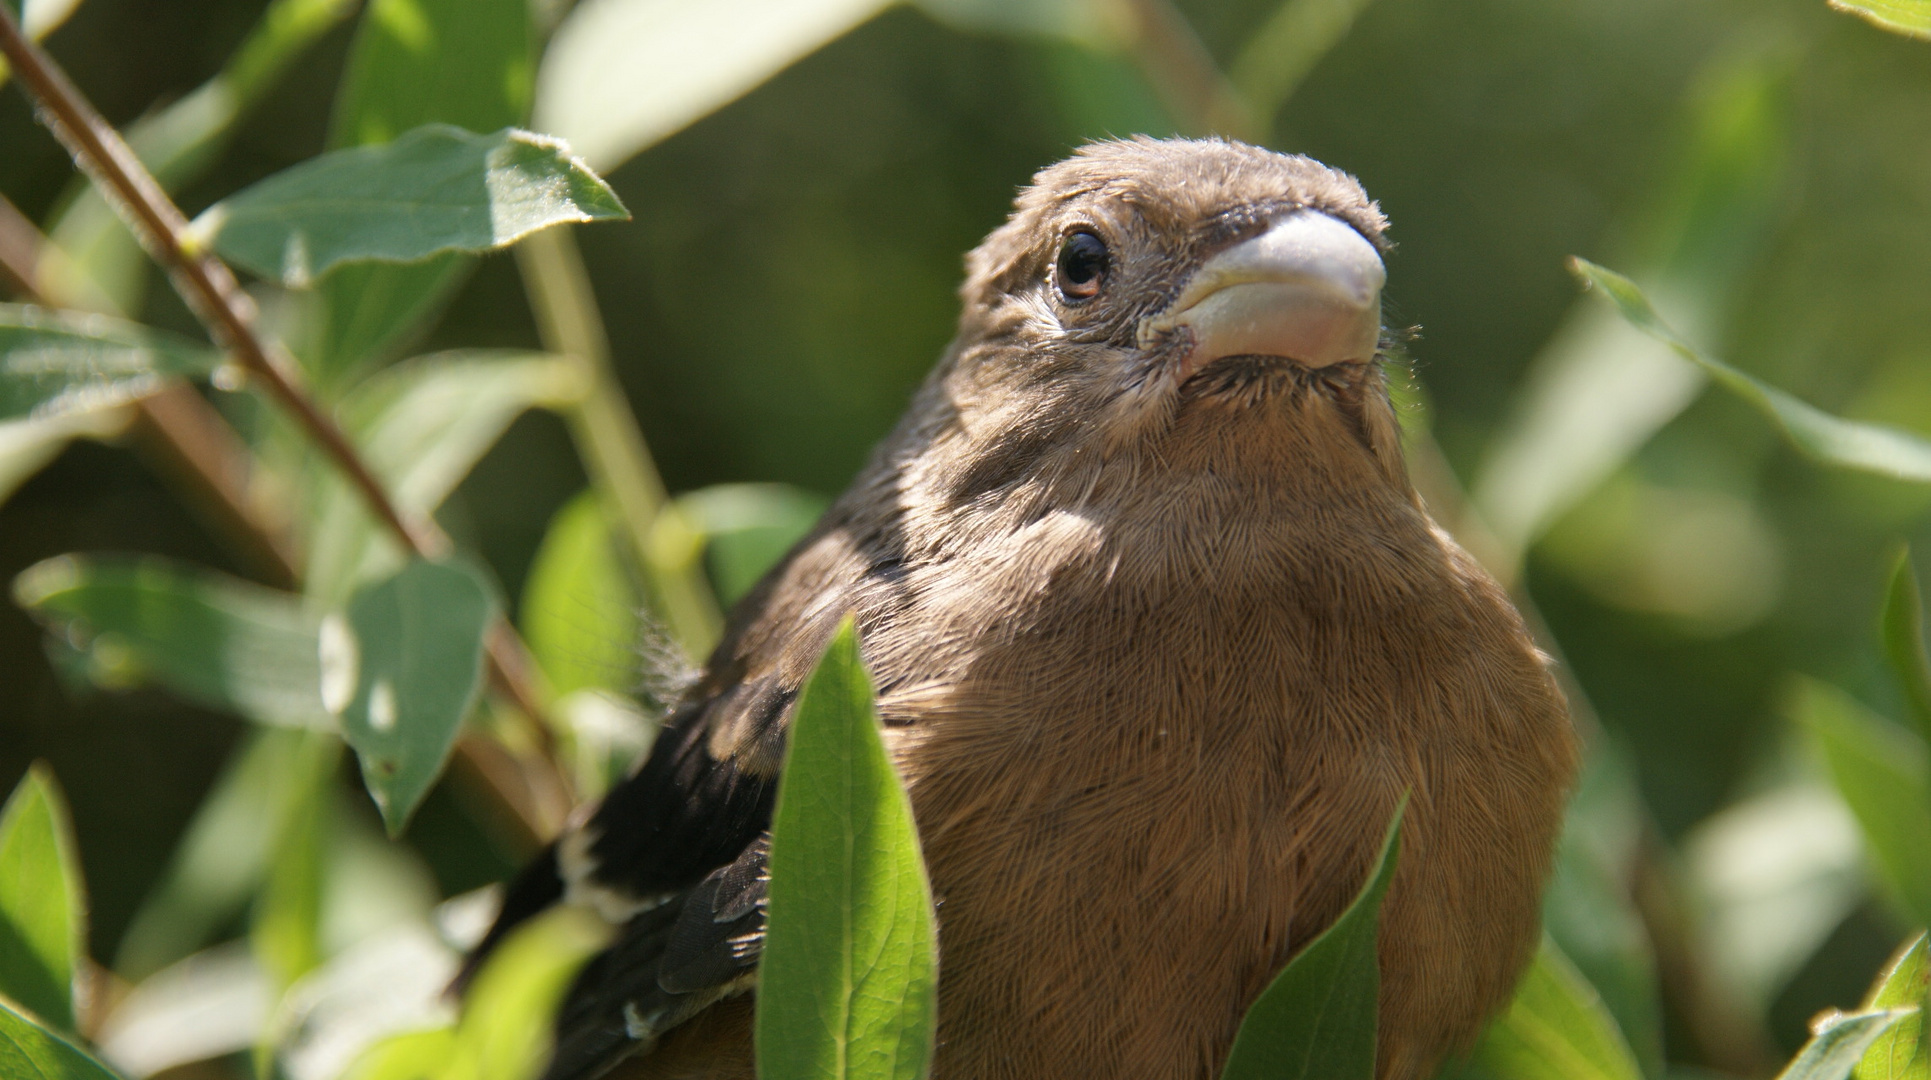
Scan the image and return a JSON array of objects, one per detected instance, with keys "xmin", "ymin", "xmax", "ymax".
[{"xmin": 1054, "ymin": 231, "xmax": 1109, "ymax": 302}]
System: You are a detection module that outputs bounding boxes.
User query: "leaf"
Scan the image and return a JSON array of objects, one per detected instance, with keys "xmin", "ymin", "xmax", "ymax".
[
  {"xmin": 672, "ymin": 483, "xmax": 827, "ymax": 606},
  {"xmin": 757, "ymin": 617, "xmax": 938, "ymax": 1080},
  {"xmin": 0, "ymin": 407, "xmax": 135, "ymax": 509},
  {"xmin": 338, "ymin": 1027, "xmax": 456, "ymax": 1080},
  {"xmin": 248, "ymin": 739, "xmax": 333, "ymax": 993},
  {"xmin": 534, "ymin": 0, "xmax": 894, "ymax": 173},
  {"xmin": 1854, "ymin": 934, "xmax": 1931, "ymax": 1080},
  {"xmin": 444, "ymin": 907, "xmax": 610, "ymax": 1080},
  {"xmin": 0, "ymin": 305, "xmax": 218, "ymax": 422},
  {"xmin": 12, "ymin": 555, "xmax": 331, "ymax": 729},
  {"xmin": 909, "ymin": 0, "xmax": 1112, "ymax": 44},
  {"xmin": 1882, "ymin": 547, "xmax": 1931, "ymax": 748},
  {"xmin": 1791, "ymin": 677, "xmax": 1931, "ymax": 928},
  {"xmin": 520, "ymin": 490, "xmax": 637, "ymax": 699},
  {"xmin": 1571, "ymin": 259, "xmax": 1931, "ymax": 484},
  {"xmin": 92, "ymin": 942, "xmax": 270, "ymax": 1079},
  {"xmin": 1228, "ymin": 0, "xmax": 1379, "ymax": 129},
  {"xmin": 1460, "ymin": 939, "xmax": 1645, "ymax": 1080},
  {"xmin": 1828, "ymin": 0, "xmax": 1931, "ymax": 37},
  {"xmin": 0, "ymin": 766, "xmax": 85, "ymax": 1031},
  {"xmin": 190, "ymin": 126, "xmax": 626, "ymax": 289},
  {"xmin": 329, "ymin": 559, "xmax": 498, "ymax": 834},
  {"xmin": 1781, "ymin": 1011, "xmax": 1916, "ymax": 1080},
  {"xmin": 1219, "ymin": 800, "xmax": 1404, "ymax": 1080},
  {"xmin": 0, "ymin": 999, "xmax": 125, "ymax": 1080}
]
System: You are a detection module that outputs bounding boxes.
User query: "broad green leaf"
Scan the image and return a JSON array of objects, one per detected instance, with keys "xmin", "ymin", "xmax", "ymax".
[
  {"xmin": 0, "ymin": 999, "xmax": 124, "ymax": 1080},
  {"xmin": 1882, "ymin": 547, "xmax": 1931, "ymax": 748},
  {"xmin": 329, "ymin": 559, "xmax": 497, "ymax": 834},
  {"xmin": 249, "ymin": 740, "xmax": 333, "ymax": 993},
  {"xmin": 1460, "ymin": 940, "xmax": 1645, "ymax": 1080},
  {"xmin": 444, "ymin": 907, "xmax": 609, "ymax": 1080},
  {"xmin": 521, "ymin": 490, "xmax": 637, "ymax": 699},
  {"xmin": 1829, "ymin": 0, "xmax": 1931, "ymax": 37},
  {"xmin": 310, "ymin": 0, "xmax": 535, "ymax": 383},
  {"xmin": 534, "ymin": 0, "xmax": 893, "ymax": 173},
  {"xmin": 1571, "ymin": 259, "xmax": 1931, "ymax": 483},
  {"xmin": 758, "ymin": 617, "xmax": 938, "ymax": 1080},
  {"xmin": 190, "ymin": 126, "xmax": 626, "ymax": 289},
  {"xmin": 672, "ymin": 483, "xmax": 827, "ymax": 606},
  {"xmin": 12, "ymin": 555, "xmax": 330, "ymax": 729},
  {"xmin": 1782, "ymin": 1011, "xmax": 1916, "ymax": 1080},
  {"xmin": 339, "ymin": 1027, "xmax": 456, "ymax": 1080},
  {"xmin": 0, "ymin": 766, "xmax": 85, "ymax": 1031},
  {"xmin": 1219, "ymin": 801, "xmax": 1404, "ymax": 1080},
  {"xmin": 305, "ymin": 350, "xmax": 585, "ymax": 602},
  {"xmin": 0, "ymin": 305, "xmax": 217, "ymax": 422},
  {"xmin": 1791, "ymin": 677, "xmax": 1931, "ymax": 927},
  {"xmin": 1855, "ymin": 934, "xmax": 1931, "ymax": 1080}
]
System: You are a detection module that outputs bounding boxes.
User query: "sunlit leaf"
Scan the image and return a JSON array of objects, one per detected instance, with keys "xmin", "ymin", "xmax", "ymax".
[
  {"xmin": 0, "ymin": 999, "xmax": 124, "ymax": 1080},
  {"xmin": 1781, "ymin": 1010, "xmax": 1915, "ymax": 1080},
  {"xmin": 191, "ymin": 126, "xmax": 626, "ymax": 289},
  {"xmin": 0, "ymin": 305, "xmax": 217, "ymax": 422},
  {"xmin": 1571, "ymin": 259, "xmax": 1931, "ymax": 484},
  {"xmin": 1882, "ymin": 547, "xmax": 1931, "ymax": 748},
  {"xmin": 94, "ymin": 942, "xmax": 269, "ymax": 1078},
  {"xmin": 12, "ymin": 555, "xmax": 331, "ymax": 729},
  {"xmin": 758, "ymin": 617, "xmax": 938, "ymax": 1080},
  {"xmin": 520, "ymin": 490, "xmax": 636, "ymax": 699},
  {"xmin": 445, "ymin": 907, "xmax": 609, "ymax": 1080},
  {"xmin": 338, "ymin": 1027, "xmax": 456, "ymax": 1080},
  {"xmin": 1829, "ymin": 0, "xmax": 1931, "ymax": 37},
  {"xmin": 1459, "ymin": 939, "xmax": 1645, "ymax": 1080},
  {"xmin": 1854, "ymin": 934, "xmax": 1931, "ymax": 1080},
  {"xmin": 1791, "ymin": 677, "xmax": 1931, "ymax": 928},
  {"xmin": 0, "ymin": 766, "xmax": 85, "ymax": 1031},
  {"xmin": 672, "ymin": 483, "xmax": 827, "ymax": 606},
  {"xmin": 1218, "ymin": 801, "xmax": 1403, "ymax": 1080},
  {"xmin": 329, "ymin": 559, "xmax": 497, "ymax": 834},
  {"xmin": 534, "ymin": 0, "xmax": 893, "ymax": 173}
]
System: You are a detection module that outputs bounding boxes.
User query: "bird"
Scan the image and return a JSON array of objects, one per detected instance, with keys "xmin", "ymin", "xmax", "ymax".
[{"xmin": 462, "ymin": 136, "xmax": 1577, "ymax": 1080}]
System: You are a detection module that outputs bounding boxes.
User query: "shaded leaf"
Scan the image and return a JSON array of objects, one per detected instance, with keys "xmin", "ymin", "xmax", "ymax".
[
  {"xmin": 1882, "ymin": 546, "xmax": 1931, "ymax": 748},
  {"xmin": 521, "ymin": 490, "xmax": 637, "ymax": 699},
  {"xmin": 0, "ymin": 766, "xmax": 85, "ymax": 1031},
  {"xmin": 0, "ymin": 305, "xmax": 217, "ymax": 422},
  {"xmin": 330, "ymin": 559, "xmax": 497, "ymax": 834},
  {"xmin": 1829, "ymin": 0, "xmax": 1931, "ymax": 37},
  {"xmin": 910, "ymin": 0, "xmax": 1111, "ymax": 44},
  {"xmin": 1460, "ymin": 939, "xmax": 1645, "ymax": 1080},
  {"xmin": 0, "ymin": 407, "xmax": 135, "ymax": 511},
  {"xmin": 758, "ymin": 617, "xmax": 938, "ymax": 1080},
  {"xmin": 672, "ymin": 483, "xmax": 827, "ymax": 606},
  {"xmin": 1218, "ymin": 800, "xmax": 1403, "ymax": 1080},
  {"xmin": 12, "ymin": 555, "xmax": 330, "ymax": 729},
  {"xmin": 0, "ymin": 999, "xmax": 124, "ymax": 1080},
  {"xmin": 534, "ymin": 0, "xmax": 893, "ymax": 173},
  {"xmin": 249, "ymin": 737, "xmax": 333, "ymax": 993},
  {"xmin": 1855, "ymin": 934, "xmax": 1931, "ymax": 1080},
  {"xmin": 1571, "ymin": 259, "xmax": 1931, "ymax": 483},
  {"xmin": 1791, "ymin": 677, "xmax": 1931, "ymax": 928},
  {"xmin": 445, "ymin": 907, "xmax": 609, "ymax": 1080},
  {"xmin": 192, "ymin": 126, "xmax": 626, "ymax": 288},
  {"xmin": 1781, "ymin": 1011, "xmax": 1915, "ymax": 1080}
]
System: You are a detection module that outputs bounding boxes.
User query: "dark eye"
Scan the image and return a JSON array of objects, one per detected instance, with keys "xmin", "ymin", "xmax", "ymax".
[{"xmin": 1054, "ymin": 231, "xmax": 1109, "ymax": 301}]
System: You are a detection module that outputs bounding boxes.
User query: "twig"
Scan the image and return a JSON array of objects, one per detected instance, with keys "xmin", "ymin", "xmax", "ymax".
[
  {"xmin": 0, "ymin": 6, "xmax": 569, "ymax": 798},
  {"xmin": 0, "ymin": 192, "xmax": 42, "ymax": 297}
]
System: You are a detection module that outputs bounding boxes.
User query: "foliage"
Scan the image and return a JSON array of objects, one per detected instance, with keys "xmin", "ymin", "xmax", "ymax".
[{"xmin": 2, "ymin": 0, "xmax": 1931, "ymax": 1079}]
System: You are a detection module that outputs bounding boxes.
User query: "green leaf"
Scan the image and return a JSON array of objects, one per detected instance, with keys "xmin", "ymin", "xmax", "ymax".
[
  {"xmin": 0, "ymin": 408, "xmax": 136, "ymax": 509},
  {"xmin": 1218, "ymin": 801, "xmax": 1404, "ymax": 1080},
  {"xmin": 1791, "ymin": 677, "xmax": 1931, "ymax": 928},
  {"xmin": 1782, "ymin": 1010, "xmax": 1916, "ymax": 1080},
  {"xmin": 0, "ymin": 766, "xmax": 85, "ymax": 1031},
  {"xmin": 1882, "ymin": 547, "xmax": 1931, "ymax": 748},
  {"xmin": 0, "ymin": 305, "xmax": 218, "ymax": 422},
  {"xmin": 1854, "ymin": 934, "xmax": 1931, "ymax": 1080},
  {"xmin": 672, "ymin": 483, "xmax": 827, "ymax": 606},
  {"xmin": 248, "ymin": 737, "xmax": 333, "ymax": 993},
  {"xmin": 338, "ymin": 1027, "xmax": 456, "ymax": 1080},
  {"xmin": 191, "ymin": 126, "xmax": 627, "ymax": 289},
  {"xmin": 12, "ymin": 555, "xmax": 331, "ymax": 729},
  {"xmin": 329, "ymin": 559, "xmax": 497, "ymax": 834},
  {"xmin": 1570, "ymin": 259, "xmax": 1931, "ymax": 483},
  {"xmin": 521, "ymin": 490, "xmax": 637, "ymax": 700},
  {"xmin": 0, "ymin": 999, "xmax": 125, "ymax": 1080},
  {"xmin": 1828, "ymin": 0, "xmax": 1931, "ymax": 37},
  {"xmin": 758, "ymin": 617, "xmax": 938, "ymax": 1080},
  {"xmin": 534, "ymin": 0, "xmax": 894, "ymax": 173},
  {"xmin": 1228, "ymin": 0, "xmax": 1379, "ymax": 129},
  {"xmin": 445, "ymin": 907, "xmax": 610, "ymax": 1080},
  {"xmin": 1460, "ymin": 939, "xmax": 1645, "ymax": 1080},
  {"xmin": 910, "ymin": 0, "xmax": 1112, "ymax": 44}
]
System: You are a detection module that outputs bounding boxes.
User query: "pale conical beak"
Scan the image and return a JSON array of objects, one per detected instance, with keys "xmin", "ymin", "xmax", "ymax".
[{"xmin": 1139, "ymin": 210, "xmax": 1385, "ymax": 381}]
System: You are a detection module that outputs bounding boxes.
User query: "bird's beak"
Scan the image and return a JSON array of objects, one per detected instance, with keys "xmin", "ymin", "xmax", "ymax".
[{"xmin": 1139, "ymin": 210, "xmax": 1384, "ymax": 382}]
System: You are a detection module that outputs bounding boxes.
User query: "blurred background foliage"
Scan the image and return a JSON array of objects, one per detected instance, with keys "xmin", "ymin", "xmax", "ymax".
[{"xmin": 4, "ymin": 0, "xmax": 1931, "ymax": 1075}]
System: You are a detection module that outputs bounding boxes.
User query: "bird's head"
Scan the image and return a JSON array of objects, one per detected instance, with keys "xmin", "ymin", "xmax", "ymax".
[{"xmin": 928, "ymin": 137, "xmax": 1406, "ymax": 497}]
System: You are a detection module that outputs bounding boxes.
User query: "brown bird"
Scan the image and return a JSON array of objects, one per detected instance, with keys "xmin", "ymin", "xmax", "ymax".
[{"xmin": 465, "ymin": 136, "xmax": 1577, "ymax": 1080}]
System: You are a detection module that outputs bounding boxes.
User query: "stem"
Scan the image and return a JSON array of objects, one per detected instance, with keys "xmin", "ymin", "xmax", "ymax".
[
  {"xmin": 516, "ymin": 226, "xmax": 723, "ymax": 656},
  {"xmin": 1110, "ymin": 0, "xmax": 1259, "ymax": 140}
]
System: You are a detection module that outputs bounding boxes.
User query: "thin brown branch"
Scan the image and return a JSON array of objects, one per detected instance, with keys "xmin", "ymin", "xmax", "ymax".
[{"xmin": 0, "ymin": 191, "xmax": 44, "ymax": 299}]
